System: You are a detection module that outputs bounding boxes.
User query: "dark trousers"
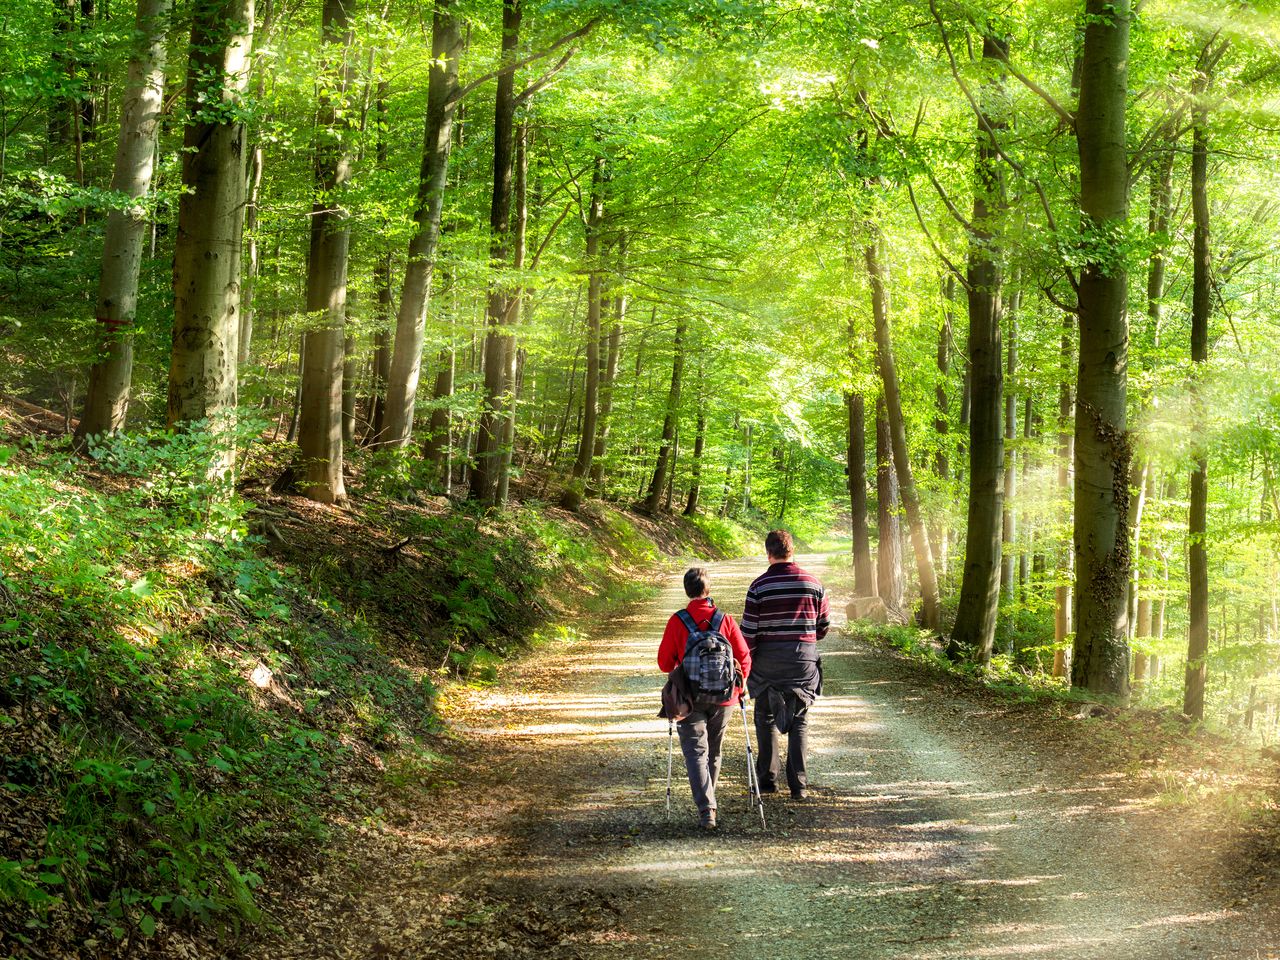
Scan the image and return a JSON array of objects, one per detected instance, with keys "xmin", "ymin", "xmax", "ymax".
[
  {"xmin": 754, "ymin": 697, "xmax": 809, "ymax": 794},
  {"xmin": 677, "ymin": 705, "xmax": 731, "ymax": 814}
]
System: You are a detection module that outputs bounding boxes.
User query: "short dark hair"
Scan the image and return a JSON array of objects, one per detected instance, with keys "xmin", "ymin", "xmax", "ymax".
[
  {"xmin": 765, "ymin": 529, "xmax": 794, "ymax": 560},
  {"xmin": 683, "ymin": 566, "xmax": 709, "ymax": 598}
]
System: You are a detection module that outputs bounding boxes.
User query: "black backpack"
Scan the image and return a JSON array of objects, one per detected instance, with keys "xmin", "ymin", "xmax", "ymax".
[{"xmin": 676, "ymin": 609, "xmax": 738, "ymax": 708}]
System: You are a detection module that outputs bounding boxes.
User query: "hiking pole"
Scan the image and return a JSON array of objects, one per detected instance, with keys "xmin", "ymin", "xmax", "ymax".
[
  {"xmin": 737, "ymin": 693, "xmax": 767, "ymax": 829},
  {"xmin": 665, "ymin": 718, "xmax": 674, "ymax": 820}
]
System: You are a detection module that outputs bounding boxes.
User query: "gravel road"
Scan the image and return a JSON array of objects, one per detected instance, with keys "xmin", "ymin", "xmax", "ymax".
[{"xmin": 256, "ymin": 553, "xmax": 1280, "ymax": 960}]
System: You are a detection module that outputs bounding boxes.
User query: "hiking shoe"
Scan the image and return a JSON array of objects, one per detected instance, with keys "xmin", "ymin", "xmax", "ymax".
[
  {"xmin": 699, "ymin": 810, "xmax": 718, "ymax": 830},
  {"xmin": 758, "ymin": 782, "xmax": 779, "ymax": 795},
  {"xmin": 790, "ymin": 788, "xmax": 809, "ymax": 801}
]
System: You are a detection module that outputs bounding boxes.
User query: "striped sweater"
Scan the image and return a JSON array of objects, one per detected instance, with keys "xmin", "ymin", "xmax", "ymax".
[{"xmin": 741, "ymin": 561, "xmax": 830, "ymax": 647}]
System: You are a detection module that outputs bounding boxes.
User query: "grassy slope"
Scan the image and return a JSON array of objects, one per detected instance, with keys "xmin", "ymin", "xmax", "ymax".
[{"xmin": 0, "ymin": 412, "xmax": 752, "ymax": 958}]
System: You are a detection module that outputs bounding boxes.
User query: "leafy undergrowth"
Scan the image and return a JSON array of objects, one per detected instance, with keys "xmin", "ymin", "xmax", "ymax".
[{"xmin": 0, "ymin": 416, "xmax": 730, "ymax": 958}]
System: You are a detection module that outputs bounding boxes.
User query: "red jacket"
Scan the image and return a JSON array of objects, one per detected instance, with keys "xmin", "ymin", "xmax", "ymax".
[{"xmin": 657, "ymin": 597, "xmax": 752, "ymax": 707}]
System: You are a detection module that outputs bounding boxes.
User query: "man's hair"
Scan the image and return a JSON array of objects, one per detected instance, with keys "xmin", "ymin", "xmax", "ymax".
[
  {"xmin": 765, "ymin": 529, "xmax": 795, "ymax": 560},
  {"xmin": 683, "ymin": 566, "xmax": 710, "ymax": 598}
]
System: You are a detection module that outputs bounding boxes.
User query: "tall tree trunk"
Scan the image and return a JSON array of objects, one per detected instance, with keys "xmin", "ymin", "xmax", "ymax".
[
  {"xmin": 847, "ymin": 390, "xmax": 875, "ymax": 596},
  {"xmin": 167, "ymin": 0, "xmax": 254, "ymax": 470},
  {"xmin": 1184, "ymin": 83, "xmax": 1213, "ymax": 721},
  {"xmin": 876, "ymin": 396, "xmax": 904, "ymax": 614},
  {"xmin": 239, "ymin": 0, "xmax": 274, "ymax": 367},
  {"xmin": 382, "ymin": 0, "xmax": 462, "ymax": 447},
  {"xmin": 341, "ymin": 333, "xmax": 357, "ymax": 445},
  {"xmin": 641, "ymin": 316, "xmax": 685, "ymax": 515},
  {"xmin": 1132, "ymin": 145, "xmax": 1175, "ymax": 660},
  {"xmin": 1001, "ymin": 289, "xmax": 1019, "ymax": 599},
  {"xmin": 932, "ymin": 274, "xmax": 954, "ymax": 577},
  {"xmin": 570, "ymin": 153, "xmax": 606, "ymax": 483},
  {"xmin": 296, "ymin": 0, "xmax": 354, "ymax": 503},
  {"xmin": 470, "ymin": 0, "xmax": 520, "ymax": 506},
  {"xmin": 588, "ymin": 281, "xmax": 624, "ymax": 493},
  {"xmin": 496, "ymin": 120, "xmax": 530, "ymax": 504},
  {"xmin": 1053, "ymin": 313, "xmax": 1075, "ymax": 678},
  {"xmin": 76, "ymin": 0, "xmax": 170, "ymax": 442},
  {"xmin": 1071, "ymin": 0, "xmax": 1132, "ymax": 698},
  {"xmin": 868, "ymin": 239, "xmax": 939, "ymax": 629},
  {"xmin": 683, "ymin": 393, "xmax": 706, "ymax": 515},
  {"xmin": 952, "ymin": 33, "xmax": 1008, "ymax": 659}
]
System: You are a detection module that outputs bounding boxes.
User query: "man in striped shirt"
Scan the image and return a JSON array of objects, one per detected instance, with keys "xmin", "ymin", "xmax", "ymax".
[{"xmin": 741, "ymin": 529, "xmax": 829, "ymax": 800}]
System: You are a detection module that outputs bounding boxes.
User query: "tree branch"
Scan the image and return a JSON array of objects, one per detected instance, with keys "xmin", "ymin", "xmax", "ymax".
[{"xmin": 448, "ymin": 17, "xmax": 598, "ymax": 107}]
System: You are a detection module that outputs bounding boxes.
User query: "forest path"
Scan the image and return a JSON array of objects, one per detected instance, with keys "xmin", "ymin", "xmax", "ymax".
[{"xmin": 255, "ymin": 554, "xmax": 1280, "ymax": 960}]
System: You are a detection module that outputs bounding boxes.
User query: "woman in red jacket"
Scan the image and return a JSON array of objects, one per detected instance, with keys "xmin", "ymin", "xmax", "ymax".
[{"xmin": 657, "ymin": 566, "xmax": 751, "ymax": 829}]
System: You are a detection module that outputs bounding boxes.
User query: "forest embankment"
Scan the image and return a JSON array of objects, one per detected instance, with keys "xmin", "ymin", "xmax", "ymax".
[{"xmin": 0, "ymin": 403, "xmax": 756, "ymax": 958}]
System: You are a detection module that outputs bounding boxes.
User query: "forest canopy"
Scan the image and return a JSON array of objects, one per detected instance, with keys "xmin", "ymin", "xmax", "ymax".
[{"xmin": 3, "ymin": 0, "xmax": 1280, "ymax": 724}]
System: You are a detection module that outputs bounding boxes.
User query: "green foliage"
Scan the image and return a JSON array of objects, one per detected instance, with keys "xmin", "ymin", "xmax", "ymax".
[{"xmin": 0, "ymin": 436, "xmax": 436, "ymax": 946}]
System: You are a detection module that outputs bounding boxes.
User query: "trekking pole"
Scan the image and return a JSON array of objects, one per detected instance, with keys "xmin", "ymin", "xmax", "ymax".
[
  {"xmin": 665, "ymin": 718, "xmax": 674, "ymax": 820},
  {"xmin": 737, "ymin": 693, "xmax": 767, "ymax": 829}
]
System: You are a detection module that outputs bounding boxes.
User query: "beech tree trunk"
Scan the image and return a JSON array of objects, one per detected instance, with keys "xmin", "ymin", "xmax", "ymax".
[
  {"xmin": 932, "ymin": 275, "xmax": 954, "ymax": 577},
  {"xmin": 876, "ymin": 396, "xmax": 904, "ymax": 614},
  {"xmin": 570, "ymin": 154, "xmax": 606, "ymax": 483},
  {"xmin": 847, "ymin": 390, "xmax": 875, "ymax": 596},
  {"xmin": 1053, "ymin": 314, "xmax": 1075, "ymax": 678},
  {"xmin": 76, "ymin": 0, "xmax": 170, "ymax": 442},
  {"xmin": 867, "ymin": 237, "xmax": 940, "ymax": 629},
  {"xmin": 1071, "ymin": 0, "xmax": 1132, "ymax": 698},
  {"xmin": 1133, "ymin": 145, "xmax": 1175, "ymax": 666},
  {"xmin": 588, "ymin": 287, "xmax": 624, "ymax": 493},
  {"xmin": 296, "ymin": 0, "xmax": 355, "ymax": 503},
  {"xmin": 1001, "ymin": 290, "xmax": 1019, "ymax": 599},
  {"xmin": 1184, "ymin": 90, "xmax": 1212, "ymax": 721},
  {"xmin": 642, "ymin": 316, "xmax": 686, "ymax": 515},
  {"xmin": 683, "ymin": 395, "xmax": 706, "ymax": 515},
  {"xmin": 382, "ymin": 0, "xmax": 462, "ymax": 447},
  {"xmin": 470, "ymin": 0, "xmax": 521, "ymax": 506},
  {"xmin": 951, "ymin": 35, "xmax": 1008, "ymax": 659},
  {"xmin": 167, "ymin": 0, "xmax": 254, "ymax": 469}
]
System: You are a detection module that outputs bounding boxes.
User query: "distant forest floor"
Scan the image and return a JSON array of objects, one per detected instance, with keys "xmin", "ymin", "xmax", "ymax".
[{"xmin": 251, "ymin": 555, "xmax": 1280, "ymax": 960}]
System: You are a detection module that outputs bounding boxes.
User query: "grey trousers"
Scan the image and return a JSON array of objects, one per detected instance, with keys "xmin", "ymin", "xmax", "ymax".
[
  {"xmin": 677, "ymin": 705, "xmax": 731, "ymax": 815},
  {"xmin": 754, "ymin": 697, "xmax": 809, "ymax": 795}
]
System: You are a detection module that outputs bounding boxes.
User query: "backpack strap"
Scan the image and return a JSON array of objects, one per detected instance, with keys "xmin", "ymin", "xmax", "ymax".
[
  {"xmin": 675, "ymin": 609, "xmax": 700, "ymax": 636},
  {"xmin": 708, "ymin": 610, "xmax": 725, "ymax": 633}
]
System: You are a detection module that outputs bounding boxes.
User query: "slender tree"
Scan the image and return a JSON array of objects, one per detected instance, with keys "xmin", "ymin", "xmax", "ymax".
[
  {"xmin": 167, "ymin": 0, "xmax": 254, "ymax": 469},
  {"xmin": 950, "ymin": 33, "xmax": 1008, "ymax": 661},
  {"xmin": 641, "ymin": 316, "xmax": 686, "ymax": 516},
  {"xmin": 1071, "ymin": 0, "xmax": 1132, "ymax": 698},
  {"xmin": 382, "ymin": 0, "xmax": 463, "ymax": 447},
  {"xmin": 76, "ymin": 0, "xmax": 171, "ymax": 441},
  {"xmin": 296, "ymin": 0, "xmax": 356, "ymax": 503}
]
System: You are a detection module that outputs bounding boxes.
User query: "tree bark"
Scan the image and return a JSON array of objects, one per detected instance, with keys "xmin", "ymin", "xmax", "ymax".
[
  {"xmin": 167, "ymin": 0, "xmax": 254, "ymax": 469},
  {"xmin": 683, "ymin": 394, "xmax": 706, "ymax": 515},
  {"xmin": 296, "ymin": 0, "xmax": 355, "ymax": 504},
  {"xmin": 932, "ymin": 274, "xmax": 953, "ymax": 577},
  {"xmin": 382, "ymin": 0, "xmax": 463, "ymax": 447},
  {"xmin": 641, "ymin": 316, "xmax": 686, "ymax": 515},
  {"xmin": 570, "ymin": 153, "xmax": 606, "ymax": 483},
  {"xmin": 1001, "ymin": 289, "xmax": 1019, "ymax": 599},
  {"xmin": 1053, "ymin": 313, "xmax": 1075, "ymax": 678},
  {"xmin": 588, "ymin": 279, "xmax": 625, "ymax": 493},
  {"xmin": 951, "ymin": 35, "xmax": 1009, "ymax": 658},
  {"xmin": 1184, "ymin": 86, "xmax": 1212, "ymax": 721},
  {"xmin": 868, "ymin": 238, "xmax": 940, "ymax": 629},
  {"xmin": 470, "ymin": 0, "xmax": 521, "ymax": 506},
  {"xmin": 76, "ymin": 0, "xmax": 170, "ymax": 442},
  {"xmin": 1071, "ymin": 0, "xmax": 1132, "ymax": 698},
  {"xmin": 876, "ymin": 395, "xmax": 904, "ymax": 614},
  {"xmin": 847, "ymin": 390, "xmax": 875, "ymax": 596}
]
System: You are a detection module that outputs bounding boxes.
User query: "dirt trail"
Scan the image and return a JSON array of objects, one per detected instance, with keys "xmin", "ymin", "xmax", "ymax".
[{"xmin": 257, "ymin": 554, "xmax": 1280, "ymax": 960}]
